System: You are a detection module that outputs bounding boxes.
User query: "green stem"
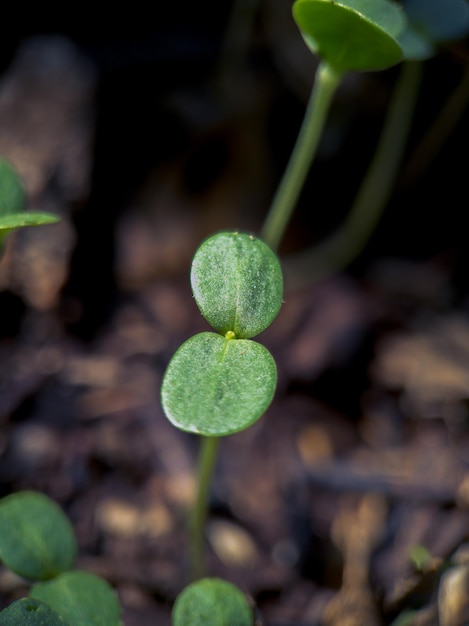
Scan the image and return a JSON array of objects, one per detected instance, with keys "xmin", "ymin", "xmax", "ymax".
[
  {"xmin": 260, "ymin": 61, "xmax": 342, "ymax": 251},
  {"xmin": 284, "ymin": 60, "xmax": 422, "ymax": 286},
  {"xmin": 190, "ymin": 435, "xmax": 220, "ymax": 580}
]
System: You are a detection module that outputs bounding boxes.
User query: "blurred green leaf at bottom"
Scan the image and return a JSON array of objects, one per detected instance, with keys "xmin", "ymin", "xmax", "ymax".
[
  {"xmin": 0, "ymin": 598, "xmax": 69, "ymax": 626},
  {"xmin": 30, "ymin": 571, "xmax": 122, "ymax": 626}
]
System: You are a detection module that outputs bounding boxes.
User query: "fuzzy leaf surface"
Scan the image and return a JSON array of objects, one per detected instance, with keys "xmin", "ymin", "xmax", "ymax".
[
  {"xmin": 190, "ymin": 231, "xmax": 283, "ymax": 339},
  {"xmin": 293, "ymin": 0, "xmax": 405, "ymax": 73},
  {"xmin": 0, "ymin": 491, "xmax": 77, "ymax": 581},
  {"xmin": 172, "ymin": 578, "xmax": 253, "ymax": 626},
  {"xmin": 161, "ymin": 332, "xmax": 277, "ymax": 436},
  {"xmin": 30, "ymin": 571, "xmax": 122, "ymax": 626}
]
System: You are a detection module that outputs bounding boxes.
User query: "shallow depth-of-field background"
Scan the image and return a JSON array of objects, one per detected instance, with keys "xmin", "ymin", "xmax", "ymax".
[{"xmin": 1, "ymin": 4, "xmax": 469, "ymax": 624}]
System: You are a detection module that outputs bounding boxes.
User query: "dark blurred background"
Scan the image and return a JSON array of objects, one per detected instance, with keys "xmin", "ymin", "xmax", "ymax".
[{"xmin": 1, "ymin": 4, "xmax": 469, "ymax": 624}]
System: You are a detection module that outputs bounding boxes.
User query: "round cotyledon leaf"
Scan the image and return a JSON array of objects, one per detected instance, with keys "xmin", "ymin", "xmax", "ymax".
[
  {"xmin": 293, "ymin": 0, "xmax": 406, "ymax": 74},
  {"xmin": 172, "ymin": 578, "xmax": 253, "ymax": 626},
  {"xmin": 30, "ymin": 570, "xmax": 122, "ymax": 626},
  {"xmin": 190, "ymin": 231, "xmax": 283, "ymax": 339},
  {"xmin": 0, "ymin": 491, "xmax": 77, "ymax": 581},
  {"xmin": 161, "ymin": 332, "xmax": 277, "ymax": 436}
]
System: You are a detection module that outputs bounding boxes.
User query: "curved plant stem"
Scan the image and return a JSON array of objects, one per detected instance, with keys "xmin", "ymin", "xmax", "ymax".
[
  {"xmin": 191, "ymin": 435, "xmax": 220, "ymax": 580},
  {"xmin": 284, "ymin": 60, "xmax": 422, "ymax": 286},
  {"xmin": 187, "ymin": 62, "xmax": 342, "ymax": 582},
  {"xmin": 260, "ymin": 61, "xmax": 342, "ymax": 251}
]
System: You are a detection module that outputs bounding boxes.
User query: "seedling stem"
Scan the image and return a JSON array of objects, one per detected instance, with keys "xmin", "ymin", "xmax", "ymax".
[
  {"xmin": 261, "ymin": 60, "xmax": 342, "ymax": 250},
  {"xmin": 286, "ymin": 60, "xmax": 422, "ymax": 284},
  {"xmin": 191, "ymin": 435, "xmax": 220, "ymax": 580}
]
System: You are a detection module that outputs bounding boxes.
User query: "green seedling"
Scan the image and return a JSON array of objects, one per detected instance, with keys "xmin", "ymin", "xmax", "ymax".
[
  {"xmin": 0, "ymin": 157, "xmax": 59, "ymax": 254},
  {"xmin": 2, "ymin": 1, "xmax": 467, "ymax": 622},
  {"xmin": 261, "ymin": 0, "xmax": 408, "ymax": 251},
  {"xmin": 164, "ymin": 0, "xmax": 469, "ymax": 613},
  {"xmin": 0, "ymin": 492, "xmax": 122, "ymax": 626},
  {"xmin": 161, "ymin": 0, "xmax": 413, "ymax": 591},
  {"xmin": 162, "ymin": 231, "xmax": 283, "ymax": 438},
  {"xmin": 163, "ymin": 0, "xmax": 411, "ymax": 581},
  {"xmin": 283, "ymin": 0, "xmax": 469, "ymax": 284},
  {"xmin": 161, "ymin": 231, "xmax": 283, "ymax": 578},
  {"xmin": 0, "ymin": 164, "xmax": 120, "ymax": 624},
  {"xmin": 172, "ymin": 577, "xmax": 253, "ymax": 626}
]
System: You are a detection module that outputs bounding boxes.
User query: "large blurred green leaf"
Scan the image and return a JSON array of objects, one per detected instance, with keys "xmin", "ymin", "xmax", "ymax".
[
  {"xmin": 161, "ymin": 332, "xmax": 277, "ymax": 436},
  {"xmin": 293, "ymin": 0, "xmax": 406, "ymax": 73},
  {"xmin": 30, "ymin": 571, "xmax": 122, "ymax": 626},
  {"xmin": 0, "ymin": 491, "xmax": 77, "ymax": 581},
  {"xmin": 0, "ymin": 598, "xmax": 69, "ymax": 625}
]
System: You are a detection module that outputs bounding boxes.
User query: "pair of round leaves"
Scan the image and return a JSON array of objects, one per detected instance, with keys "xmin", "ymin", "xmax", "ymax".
[
  {"xmin": 161, "ymin": 232, "xmax": 283, "ymax": 437},
  {"xmin": 0, "ymin": 492, "xmax": 121, "ymax": 626}
]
